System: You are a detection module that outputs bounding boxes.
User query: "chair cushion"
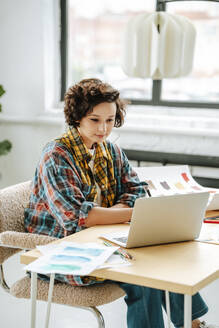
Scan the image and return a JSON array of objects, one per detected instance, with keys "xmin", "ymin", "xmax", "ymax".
[
  {"xmin": 0, "ymin": 181, "xmax": 31, "ymax": 233},
  {"xmin": 0, "ymin": 231, "xmax": 57, "ymax": 250},
  {"xmin": 0, "ymin": 247, "xmax": 20, "ymax": 264},
  {"xmin": 10, "ymin": 276, "xmax": 125, "ymax": 307},
  {"xmin": 0, "ymin": 181, "xmax": 57, "ymax": 264},
  {"xmin": 0, "ymin": 231, "xmax": 57, "ymax": 264}
]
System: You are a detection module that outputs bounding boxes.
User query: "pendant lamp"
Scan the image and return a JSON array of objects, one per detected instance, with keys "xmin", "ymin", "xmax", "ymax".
[{"xmin": 122, "ymin": 12, "xmax": 196, "ymax": 79}]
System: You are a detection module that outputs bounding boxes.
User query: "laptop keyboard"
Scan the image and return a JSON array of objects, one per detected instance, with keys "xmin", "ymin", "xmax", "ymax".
[{"xmin": 114, "ymin": 236, "xmax": 128, "ymax": 244}]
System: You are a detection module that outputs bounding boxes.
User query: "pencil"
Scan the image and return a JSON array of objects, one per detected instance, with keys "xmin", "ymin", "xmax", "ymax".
[
  {"xmin": 204, "ymin": 215, "xmax": 219, "ymax": 224},
  {"xmin": 144, "ymin": 182, "xmax": 152, "ymax": 198},
  {"xmin": 103, "ymin": 240, "xmax": 133, "ymax": 260},
  {"xmin": 146, "ymin": 188, "xmax": 152, "ymax": 198},
  {"xmin": 204, "ymin": 215, "xmax": 219, "ymax": 220}
]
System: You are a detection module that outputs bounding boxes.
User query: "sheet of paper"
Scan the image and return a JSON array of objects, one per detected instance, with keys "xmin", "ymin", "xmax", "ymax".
[
  {"xmin": 37, "ymin": 243, "xmax": 60, "ymax": 255},
  {"xmin": 99, "ymin": 254, "xmax": 131, "ymax": 269},
  {"xmin": 135, "ymin": 165, "xmax": 219, "ymax": 210},
  {"xmin": 196, "ymin": 223, "xmax": 219, "ymax": 244},
  {"xmin": 25, "ymin": 242, "xmax": 119, "ymax": 275}
]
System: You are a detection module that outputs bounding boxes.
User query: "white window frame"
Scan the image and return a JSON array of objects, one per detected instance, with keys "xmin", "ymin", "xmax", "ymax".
[{"xmin": 43, "ymin": 0, "xmax": 63, "ymax": 114}]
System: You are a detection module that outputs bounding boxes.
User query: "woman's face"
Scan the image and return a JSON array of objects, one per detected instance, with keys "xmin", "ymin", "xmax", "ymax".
[{"xmin": 78, "ymin": 102, "xmax": 116, "ymax": 149}]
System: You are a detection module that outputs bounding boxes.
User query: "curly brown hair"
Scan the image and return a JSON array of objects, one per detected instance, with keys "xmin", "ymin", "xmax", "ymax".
[{"xmin": 64, "ymin": 78, "xmax": 128, "ymax": 127}]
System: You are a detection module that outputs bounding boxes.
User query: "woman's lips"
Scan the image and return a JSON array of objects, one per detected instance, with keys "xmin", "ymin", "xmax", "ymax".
[{"xmin": 96, "ymin": 135, "xmax": 105, "ymax": 138}]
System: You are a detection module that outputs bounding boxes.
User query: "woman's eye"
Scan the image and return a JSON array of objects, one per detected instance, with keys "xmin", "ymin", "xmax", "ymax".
[
  {"xmin": 107, "ymin": 119, "xmax": 114, "ymax": 123},
  {"xmin": 90, "ymin": 119, "xmax": 98, "ymax": 122}
]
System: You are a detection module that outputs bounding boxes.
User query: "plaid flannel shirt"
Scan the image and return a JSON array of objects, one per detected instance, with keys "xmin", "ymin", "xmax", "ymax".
[{"xmin": 24, "ymin": 140, "xmax": 146, "ymax": 286}]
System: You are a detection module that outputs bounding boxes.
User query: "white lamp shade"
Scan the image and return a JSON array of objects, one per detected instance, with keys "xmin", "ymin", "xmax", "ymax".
[{"xmin": 122, "ymin": 12, "xmax": 196, "ymax": 79}]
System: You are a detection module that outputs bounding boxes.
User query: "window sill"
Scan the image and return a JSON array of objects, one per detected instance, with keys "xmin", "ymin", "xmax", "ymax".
[
  {"xmin": 121, "ymin": 123, "xmax": 219, "ymax": 137},
  {"xmin": 1, "ymin": 105, "xmax": 219, "ymax": 137},
  {"xmin": 0, "ymin": 114, "xmax": 64, "ymax": 126},
  {"xmin": 121, "ymin": 105, "xmax": 219, "ymax": 137}
]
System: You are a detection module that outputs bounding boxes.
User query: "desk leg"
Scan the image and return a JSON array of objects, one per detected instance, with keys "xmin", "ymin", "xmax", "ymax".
[
  {"xmin": 44, "ymin": 273, "xmax": 55, "ymax": 328},
  {"xmin": 30, "ymin": 271, "xmax": 37, "ymax": 328},
  {"xmin": 165, "ymin": 291, "xmax": 172, "ymax": 328},
  {"xmin": 184, "ymin": 294, "xmax": 192, "ymax": 328}
]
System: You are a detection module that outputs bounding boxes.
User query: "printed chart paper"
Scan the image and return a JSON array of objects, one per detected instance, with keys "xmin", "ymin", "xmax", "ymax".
[
  {"xmin": 197, "ymin": 223, "xmax": 219, "ymax": 245},
  {"xmin": 135, "ymin": 165, "xmax": 219, "ymax": 210},
  {"xmin": 25, "ymin": 242, "xmax": 119, "ymax": 275},
  {"xmin": 99, "ymin": 254, "xmax": 131, "ymax": 268}
]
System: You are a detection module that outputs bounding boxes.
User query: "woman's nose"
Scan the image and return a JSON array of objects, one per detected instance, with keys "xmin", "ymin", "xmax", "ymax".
[{"xmin": 98, "ymin": 123, "xmax": 106, "ymax": 132}]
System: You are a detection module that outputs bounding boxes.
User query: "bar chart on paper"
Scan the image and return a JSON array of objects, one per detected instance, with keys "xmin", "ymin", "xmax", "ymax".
[{"xmin": 135, "ymin": 165, "xmax": 219, "ymax": 211}]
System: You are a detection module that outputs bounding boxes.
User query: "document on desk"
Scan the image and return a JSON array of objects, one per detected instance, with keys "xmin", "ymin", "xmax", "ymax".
[
  {"xmin": 196, "ymin": 223, "xmax": 219, "ymax": 245},
  {"xmin": 99, "ymin": 253, "xmax": 131, "ymax": 268},
  {"xmin": 24, "ymin": 242, "xmax": 119, "ymax": 275},
  {"xmin": 36, "ymin": 243, "xmax": 131, "ymax": 269},
  {"xmin": 135, "ymin": 165, "xmax": 219, "ymax": 210}
]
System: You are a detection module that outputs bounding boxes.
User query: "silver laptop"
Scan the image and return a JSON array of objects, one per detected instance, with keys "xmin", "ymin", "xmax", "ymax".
[{"xmin": 101, "ymin": 192, "xmax": 210, "ymax": 248}]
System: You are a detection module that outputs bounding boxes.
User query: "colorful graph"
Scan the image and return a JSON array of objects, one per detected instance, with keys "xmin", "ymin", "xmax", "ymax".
[
  {"xmin": 63, "ymin": 246, "xmax": 104, "ymax": 257},
  {"xmin": 51, "ymin": 254, "xmax": 91, "ymax": 263},
  {"xmin": 191, "ymin": 186, "xmax": 201, "ymax": 191},
  {"xmin": 175, "ymin": 182, "xmax": 186, "ymax": 190},
  {"xmin": 146, "ymin": 180, "xmax": 157, "ymax": 190},
  {"xmin": 42, "ymin": 263, "xmax": 81, "ymax": 272},
  {"xmin": 181, "ymin": 172, "xmax": 190, "ymax": 183},
  {"xmin": 160, "ymin": 181, "xmax": 171, "ymax": 190}
]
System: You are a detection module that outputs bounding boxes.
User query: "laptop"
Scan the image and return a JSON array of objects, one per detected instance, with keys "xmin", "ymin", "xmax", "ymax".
[{"xmin": 101, "ymin": 192, "xmax": 210, "ymax": 248}]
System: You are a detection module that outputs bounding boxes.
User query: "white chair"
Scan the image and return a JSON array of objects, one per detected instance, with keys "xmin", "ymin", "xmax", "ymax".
[{"xmin": 0, "ymin": 181, "xmax": 125, "ymax": 327}]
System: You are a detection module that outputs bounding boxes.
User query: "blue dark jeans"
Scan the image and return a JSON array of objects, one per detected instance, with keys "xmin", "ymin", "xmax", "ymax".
[{"xmin": 117, "ymin": 282, "xmax": 208, "ymax": 328}]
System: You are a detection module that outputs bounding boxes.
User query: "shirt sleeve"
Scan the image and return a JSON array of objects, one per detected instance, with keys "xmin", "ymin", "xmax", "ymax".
[
  {"xmin": 114, "ymin": 146, "xmax": 147, "ymax": 208},
  {"xmin": 40, "ymin": 148, "xmax": 96, "ymax": 233}
]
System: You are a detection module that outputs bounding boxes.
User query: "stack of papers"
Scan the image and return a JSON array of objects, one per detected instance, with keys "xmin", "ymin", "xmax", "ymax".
[{"xmin": 24, "ymin": 242, "xmax": 129, "ymax": 275}]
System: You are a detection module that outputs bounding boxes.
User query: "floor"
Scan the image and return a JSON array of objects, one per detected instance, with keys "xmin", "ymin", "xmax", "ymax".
[{"xmin": 0, "ymin": 253, "xmax": 218, "ymax": 328}]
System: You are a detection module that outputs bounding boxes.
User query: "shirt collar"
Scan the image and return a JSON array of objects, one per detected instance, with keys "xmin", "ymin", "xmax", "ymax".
[{"xmin": 68, "ymin": 127, "xmax": 108, "ymax": 162}]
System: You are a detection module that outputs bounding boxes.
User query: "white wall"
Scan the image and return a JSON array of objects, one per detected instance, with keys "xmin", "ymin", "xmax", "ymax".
[
  {"xmin": 0, "ymin": 0, "xmax": 63, "ymax": 188},
  {"xmin": 0, "ymin": 120, "xmax": 63, "ymax": 187},
  {"xmin": 0, "ymin": 0, "xmax": 45, "ymax": 116}
]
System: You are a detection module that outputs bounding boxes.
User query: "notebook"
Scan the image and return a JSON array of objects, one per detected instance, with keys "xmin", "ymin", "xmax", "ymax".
[{"xmin": 101, "ymin": 192, "xmax": 210, "ymax": 248}]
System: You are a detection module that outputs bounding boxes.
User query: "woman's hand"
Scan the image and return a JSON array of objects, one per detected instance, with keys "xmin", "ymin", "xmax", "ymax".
[
  {"xmin": 111, "ymin": 203, "xmax": 130, "ymax": 209},
  {"xmin": 85, "ymin": 206, "xmax": 133, "ymax": 227}
]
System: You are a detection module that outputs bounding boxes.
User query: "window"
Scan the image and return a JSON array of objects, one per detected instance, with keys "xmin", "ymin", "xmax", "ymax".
[
  {"xmin": 163, "ymin": 1, "xmax": 219, "ymax": 105},
  {"xmin": 64, "ymin": 0, "xmax": 154, "ymax": 101},
  {"xmin": 61, "ymin": 0, "xmax": 219, "ymax": 109}
]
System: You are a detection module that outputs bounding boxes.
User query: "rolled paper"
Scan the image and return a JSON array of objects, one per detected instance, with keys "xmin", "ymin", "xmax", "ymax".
[
  {"xmin": 150, "ymin": 14, "xmax": 160, "ymax": 78},
  {"xmin": 136, "ymin": 13, "xmax": 158, "ymax": 77},
  {"xmin": 173, "ymin": 14, "xmax": 196, "ymax": 76},
  {"xmin": 159, "ymin": 13, "xmax": 183, "ymax": 77},
  {"xmin": 122, "ymin": 15, "xmax": 136, "ymax": 76},
  {"xmin": 135, "ymin": 14, "xmax": 151, "ymax": 77},
  {"xmin": 132, "ymin": 13, "xmax": 150, "ymax": 77},
  {"xmin": 121, "ymin": 12, "xmax": 196, "ymax": 79}
]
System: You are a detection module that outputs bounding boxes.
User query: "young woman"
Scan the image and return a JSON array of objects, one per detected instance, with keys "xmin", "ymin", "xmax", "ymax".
[{"xmin": 24, "ymin": 78, "xmax": 216, "ymax": 328}]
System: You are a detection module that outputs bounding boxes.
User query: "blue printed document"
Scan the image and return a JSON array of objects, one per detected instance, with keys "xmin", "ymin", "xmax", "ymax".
[{"xmin": 24, "ymin": 242, "xmax": 119, "ymax": 276}]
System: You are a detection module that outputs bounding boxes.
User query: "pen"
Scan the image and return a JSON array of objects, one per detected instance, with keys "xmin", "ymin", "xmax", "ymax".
[
  {"xmin": 204, "ymin": 215, "xmax": 219, "ymax": 224},
  {"xmin": 146, "ymin": 186, "xmax": 152, "ymax": 198},
  {"xmin": 103, "ymin": 240, "xmax": 133, "ymax": 260}
]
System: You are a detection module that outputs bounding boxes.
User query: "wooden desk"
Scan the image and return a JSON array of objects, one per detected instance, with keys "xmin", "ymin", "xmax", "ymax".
[
  {"xmin": 21, "ymin": 223, "xmax": 219, "ymax": 328},
  {"xmin": 21, "ymin": 223, "xmax": 219, "ymax": 295}
]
